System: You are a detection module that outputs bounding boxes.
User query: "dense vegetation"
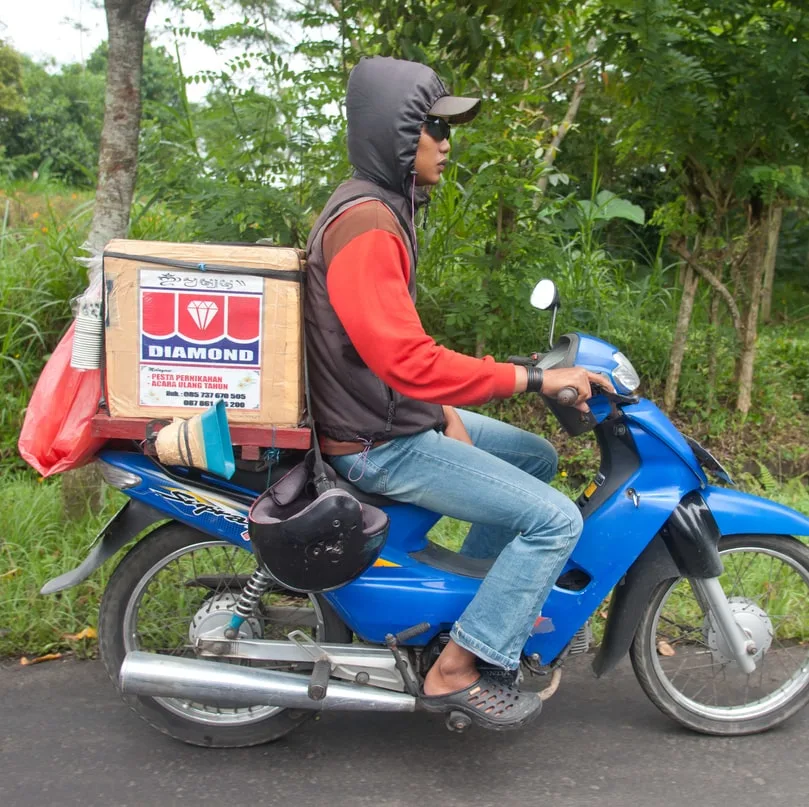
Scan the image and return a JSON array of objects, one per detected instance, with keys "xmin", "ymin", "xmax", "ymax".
[{"xmin": 1, "ymin": 0, "xmax": 808, "ymax": 655}]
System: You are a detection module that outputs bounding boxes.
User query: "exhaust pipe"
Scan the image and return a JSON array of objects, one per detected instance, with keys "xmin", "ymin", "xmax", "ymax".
[{"xmin": 120, "ymin": 651, "xmax": 416, "ymax": 712}]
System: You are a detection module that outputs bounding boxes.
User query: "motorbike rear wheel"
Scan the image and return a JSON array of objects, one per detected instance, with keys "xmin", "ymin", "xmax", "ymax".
[
  {"xmin": 99, "ymin": 522, "xmax": 351, "ymax": 747},
  {"xmin": 631, "ymin": 534, "xmax": 809, "ymax": 735}
]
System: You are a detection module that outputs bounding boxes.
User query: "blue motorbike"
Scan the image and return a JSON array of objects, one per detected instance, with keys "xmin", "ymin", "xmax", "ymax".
[{"xmin": 43, "ymin": 279, "xmax": 809, "ymax": 745}]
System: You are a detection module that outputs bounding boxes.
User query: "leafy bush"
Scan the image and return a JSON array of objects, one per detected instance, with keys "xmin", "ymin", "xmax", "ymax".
[{"xmin": 0, "ymin": 186, "xmax": 94, "ymax": 467}]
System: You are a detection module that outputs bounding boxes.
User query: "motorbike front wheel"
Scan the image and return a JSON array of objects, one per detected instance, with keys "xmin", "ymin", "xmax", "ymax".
[
  {"xmin": 99, "ymin": 522, "xmax": 351, "ymax": 747},
  {"xmin": 631, "ymin": 534, "xmax": 809, "ymax": 735}
]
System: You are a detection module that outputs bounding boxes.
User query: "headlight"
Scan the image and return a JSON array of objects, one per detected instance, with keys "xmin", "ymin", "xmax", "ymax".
[{"xmin": 612, "ymin": 351, "xmax": 640, "ymax": 393}]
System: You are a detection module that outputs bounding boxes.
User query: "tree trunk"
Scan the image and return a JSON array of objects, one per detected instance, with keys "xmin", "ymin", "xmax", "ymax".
[
  {"xmin": 86, "ymin": 0, "xmax": 154, "ymax": 251},
  {"xmin": 759, "ymin": 204, "xmax": 783, "ymax": 323},
  {"xmin": 736, "ymin": 223, "xmax": 766, "ymax": 414},
  {"xmin": 536, "ymin": 73, "xmax": 587, "ymax": 194},
  {"xmin": 706, "ymin": 269, "xmax": 722, "ymax": 409},
  {"xmin": 664, "ymin": 263, "xmax": 699, "ymax": 411},
  {"xmin": 65, "ymin": 0, "xmax": 153, "ymax": 517}
]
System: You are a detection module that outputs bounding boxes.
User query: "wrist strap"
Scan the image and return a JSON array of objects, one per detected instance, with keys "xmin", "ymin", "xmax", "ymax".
[{"xmin": 526, "ymin": 366, "xmax": 544, "ymax": 394}]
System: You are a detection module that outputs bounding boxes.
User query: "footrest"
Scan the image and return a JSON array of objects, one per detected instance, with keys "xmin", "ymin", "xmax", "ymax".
[{"xmin": 308, "ymin": 658, "xmax": 331, "ymax": 701}]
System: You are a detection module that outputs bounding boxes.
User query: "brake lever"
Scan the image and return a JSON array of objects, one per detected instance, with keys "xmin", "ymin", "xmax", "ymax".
[
  {"xmin": 592, "ymin": 384, "xmax": 639, "ymax": 406},
  {"xmin": 507, "ymin": 352, "xmax": 544, "ymax": 367},
  {"xmin": 553, "ymin": 382, "xmax": 639, "ymax": 408}
]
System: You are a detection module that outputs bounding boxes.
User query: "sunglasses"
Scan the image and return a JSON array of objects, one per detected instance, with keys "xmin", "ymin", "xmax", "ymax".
[{"xmin": 424, "ymin": 116, "xmax": 451, "ymax": 142}]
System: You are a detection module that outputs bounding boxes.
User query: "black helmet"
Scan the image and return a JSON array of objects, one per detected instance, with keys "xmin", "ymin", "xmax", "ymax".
[{"xmin": 248, "ymin": 459, "xmax": 389, "ymax": 593}]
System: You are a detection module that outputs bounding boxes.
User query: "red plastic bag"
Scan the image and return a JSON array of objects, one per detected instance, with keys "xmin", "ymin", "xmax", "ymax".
[{"xmin": 18, "ymin": 322, "xmax": 106, "ymax": 477}]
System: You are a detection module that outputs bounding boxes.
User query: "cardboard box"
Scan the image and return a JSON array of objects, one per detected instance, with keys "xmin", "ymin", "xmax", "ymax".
[{"xmin": 103, "ymin": 239, "xmax": 304, "ymax": 426}]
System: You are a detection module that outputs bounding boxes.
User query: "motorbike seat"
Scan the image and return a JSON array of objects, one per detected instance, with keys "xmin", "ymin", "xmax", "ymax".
[
  {"xmin": 231, "ymin": 460, "xmax": 396, "ymax": 508},
  {"xmin": 411, "ymin": 543, "xmax": 592, "ymax": 589},
  {"xmin": 410, "ymin": 543, "xmax": 494, "ymax": 578},
  {"xmin": 333, "ymin": 477, "xmax": 396, "ymax": 508}
]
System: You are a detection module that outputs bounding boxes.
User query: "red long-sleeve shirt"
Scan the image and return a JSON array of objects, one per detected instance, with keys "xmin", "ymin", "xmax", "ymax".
[{"xmin": 323, "ymin": 202, "xmax": 516, "ymax": 406}]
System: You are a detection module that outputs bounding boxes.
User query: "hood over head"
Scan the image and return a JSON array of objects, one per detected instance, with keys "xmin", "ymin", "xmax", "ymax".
[{"xmin": 346, "ymin": 57, "xmax": 478, "ymax": 198}]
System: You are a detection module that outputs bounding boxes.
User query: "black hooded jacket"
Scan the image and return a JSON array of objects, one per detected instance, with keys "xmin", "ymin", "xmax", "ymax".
[
  {"xmin": 304, "ymin": 57, "xmax": 450, "ymax": 443},
  {"xmin": 346, "ymin": 57, "xmax": 448, "ymax": 199}
]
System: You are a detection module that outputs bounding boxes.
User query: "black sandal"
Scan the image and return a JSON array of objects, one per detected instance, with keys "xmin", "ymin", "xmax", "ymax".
[{"xmin": 419, "ymin": 674, "xmax": 542, "ymax": 731}]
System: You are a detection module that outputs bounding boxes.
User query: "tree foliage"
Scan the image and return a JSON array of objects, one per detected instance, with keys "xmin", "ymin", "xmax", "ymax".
[
  {"xmin": 3, "ymin": 0, "xmax": 809, "ymax": 416},
  {"xmin": 0, "ymin": 37, "xmax": 180, "ymax": 186},
  {"xmin": 0, "ymin": 39, "xmax": 26, "ymax": 122},
  {"xmin": 596, "ymin": 0, "xmax": 809, "ymax": 411}
]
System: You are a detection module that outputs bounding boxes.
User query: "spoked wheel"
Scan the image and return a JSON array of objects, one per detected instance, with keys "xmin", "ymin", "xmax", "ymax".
[
  {"xmin": 99, "ymin": 523, "xmax": 350, "ymax": 747},
  {"xmin": 631, "ymin": 534, "xmax": 809, "ymax": 735}
]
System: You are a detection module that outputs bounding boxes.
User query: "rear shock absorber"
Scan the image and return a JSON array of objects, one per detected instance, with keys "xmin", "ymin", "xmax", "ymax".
[{"xmin": 224, "ymin": 567, "xmax": 275, "ymax": 639}]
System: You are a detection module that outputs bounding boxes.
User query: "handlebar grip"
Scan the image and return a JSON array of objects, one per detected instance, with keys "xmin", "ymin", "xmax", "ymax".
[
  {"xmin": 556, "ymin": 386, "xmax": 579, "ymax": 407},
  {"xmin": 507, "ymin": 355, "xmax": 536, "ymax": 366}
]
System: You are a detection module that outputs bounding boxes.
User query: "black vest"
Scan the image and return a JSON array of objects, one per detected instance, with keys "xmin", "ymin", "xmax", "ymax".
[{"xmin": 304, "ymin": 178, "xmax": 445, "ymax": 442}]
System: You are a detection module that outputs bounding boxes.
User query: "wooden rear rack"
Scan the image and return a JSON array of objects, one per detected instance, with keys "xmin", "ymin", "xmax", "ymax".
[{"xmin": 91, "ymin": 413, "xmax": 311, "ymax": 460}]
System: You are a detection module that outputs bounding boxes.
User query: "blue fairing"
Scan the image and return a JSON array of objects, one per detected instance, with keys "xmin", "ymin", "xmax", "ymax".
[
  {"xmin": 623, "ymin": 400, "xmax": 706, "ymax": 485},
  {"xmin": 570, "ymin": 334, "xmax": 623, "ymax": 425},
  {"xmin": 704, "ymin": 486, "xmax": 809, "ymax": 537},
  {"xmin": 98, "ymin": 450, "xmax": 254, "ymax": 546},
  {"xmin": 573, "ymin": 333, "xmax": 623, "ymax": 375},
  {"xmin": 99, "ymin": 440, "xmax": 698, "ymax": 664},
  {"xmin": 572, "ymin": 334, "xmax": 706, "ymax": 483}
]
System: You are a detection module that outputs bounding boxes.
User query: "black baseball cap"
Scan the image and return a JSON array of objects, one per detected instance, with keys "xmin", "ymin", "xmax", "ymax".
[{"xmin": 428, "ymin": 95, "xmax": 481, "ymax": 124}]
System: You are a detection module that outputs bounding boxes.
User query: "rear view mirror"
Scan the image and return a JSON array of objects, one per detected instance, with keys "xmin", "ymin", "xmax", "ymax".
[{"xmin": 530, "ymin": 279, "xmax": 559, "ymax": 311}]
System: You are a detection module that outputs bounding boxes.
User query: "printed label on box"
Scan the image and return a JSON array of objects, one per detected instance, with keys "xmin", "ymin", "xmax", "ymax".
[{"xmin": 138, "ymin": 269, "xmax": 263, "ymax": 410}]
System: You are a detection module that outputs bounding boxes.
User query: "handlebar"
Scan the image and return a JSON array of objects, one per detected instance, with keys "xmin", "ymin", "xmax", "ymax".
[
  {"xmin": 508, "ymin": 353, "xmax": 640, "ymax": 406},
  {"xmin": 555, "ymin": 385, "xmax": 639, "ymax": 407},
  {"xmin": 556, "ymin": 386, "xmax": 579, "ymax": 407},
  {"xmin": 507, "ymin": 357, "xmax": 639, "ymax": 407},
  {"xmin": 507, "ymin": 355, "xmax": 579, "ymax": 405},
  {"xmin": 555, "ymin": 383, "xmax": 639, "ymax": 407}
]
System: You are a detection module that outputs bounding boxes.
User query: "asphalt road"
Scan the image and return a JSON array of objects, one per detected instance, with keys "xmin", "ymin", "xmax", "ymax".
[{"xmin": 2, "ymin": 654, "xmax": 808, "ymax": 807}]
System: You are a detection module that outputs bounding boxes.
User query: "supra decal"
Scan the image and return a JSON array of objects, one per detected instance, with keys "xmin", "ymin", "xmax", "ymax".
[{"xmin": 150, "ymin": 487, "xmax": 251, "ymax": 541}]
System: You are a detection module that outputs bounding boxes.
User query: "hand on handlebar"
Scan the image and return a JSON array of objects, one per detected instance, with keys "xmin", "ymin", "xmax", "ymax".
[{"xmin": 541, "ymin": 368, "xmax": 615, "ymax": 412}]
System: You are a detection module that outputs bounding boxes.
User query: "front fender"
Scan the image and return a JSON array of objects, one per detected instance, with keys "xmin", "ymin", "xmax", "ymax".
[
  {"xmin": 591, "ymin": 534, "xmax": 679, "ymax": 677},
  {"xmin": 40, "ymin": 500, "xmax": 167, "ymax": 594},
  {"xmin": 591, "ymin": 485, "xmax": 809, "ymax": 678},
  {"xmin": 703, "ymin": 486, "xmax": 809, "ymax": 537}
]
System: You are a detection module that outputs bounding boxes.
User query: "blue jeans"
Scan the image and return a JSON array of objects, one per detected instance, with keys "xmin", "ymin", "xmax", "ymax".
[{"xmin": 330, "ymin": 410, "xmax": 583, "ymax": 670}]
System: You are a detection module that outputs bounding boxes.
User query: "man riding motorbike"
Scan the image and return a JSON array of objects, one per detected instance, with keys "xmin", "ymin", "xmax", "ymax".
[{"xmin": 304, "ymin": 55, "xmax": 612, "ymax": 730}]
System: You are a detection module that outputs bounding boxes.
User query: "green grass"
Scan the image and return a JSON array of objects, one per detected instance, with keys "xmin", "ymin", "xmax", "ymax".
[{"xmin": 0, "ymin": 473, "xmax": 125, "ymax": 657}]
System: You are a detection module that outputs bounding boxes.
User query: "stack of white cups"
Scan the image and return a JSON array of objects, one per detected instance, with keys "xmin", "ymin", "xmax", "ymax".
[{"xmin": 70, "ymin": 299, "xmax": 104, "ymax": 370}]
